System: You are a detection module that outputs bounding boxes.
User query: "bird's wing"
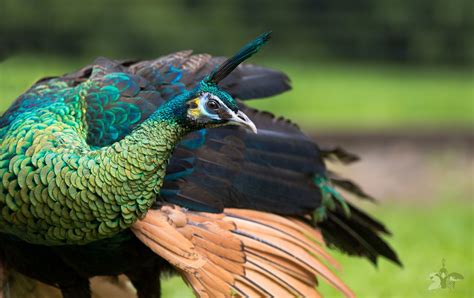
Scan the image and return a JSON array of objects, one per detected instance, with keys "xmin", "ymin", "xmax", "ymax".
[
  {"xmin": 129, "ymin": 53, "xmax": 291, "ymax": 100},
  {"xmin": 210, "ymin": 57, "xmax": 291, "ymax": 100},
  {"xmin": 161, "ymin": 108, "xmax": 325, "ymax": 215},
  {"xmin": 132, "ymin": 204, "xmax": 354, "ymax": 298}
]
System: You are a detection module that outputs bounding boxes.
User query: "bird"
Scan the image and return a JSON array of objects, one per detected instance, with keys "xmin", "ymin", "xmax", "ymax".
[{"xmin": 0, "ymin": 32, "xmax": 401, "ymax": 298}]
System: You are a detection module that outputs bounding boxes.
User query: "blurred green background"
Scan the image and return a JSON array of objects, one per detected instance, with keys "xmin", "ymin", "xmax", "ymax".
[{"xmin": 1, "ymin": 0, "xmax": 473, "ymax": 297}]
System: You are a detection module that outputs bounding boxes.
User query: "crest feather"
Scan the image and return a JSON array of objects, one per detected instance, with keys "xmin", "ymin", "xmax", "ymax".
[{"xmin": 205, "ymin": 31, "xmax": 272, "ymax": 85}]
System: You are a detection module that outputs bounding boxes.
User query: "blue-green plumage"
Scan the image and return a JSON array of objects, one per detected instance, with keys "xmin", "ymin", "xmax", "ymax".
[{"xmin": 86, "ymin": 73, "xmax": 144, "ymax": 146}]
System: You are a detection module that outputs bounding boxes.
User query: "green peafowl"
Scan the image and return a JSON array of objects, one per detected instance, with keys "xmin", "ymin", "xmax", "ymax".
[{"xmin": 0, "ymin": 32, "xmax": 401, "ymax": 298}]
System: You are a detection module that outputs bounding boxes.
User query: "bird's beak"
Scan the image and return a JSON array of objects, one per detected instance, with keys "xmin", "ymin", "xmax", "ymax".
[{"xmin": 228, "ymin": 110, "xmax": 258, "ymax": 134}]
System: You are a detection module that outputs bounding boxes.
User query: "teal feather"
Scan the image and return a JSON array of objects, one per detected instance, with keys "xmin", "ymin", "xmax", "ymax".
[
  {"xmin": 313, "ymin": 175, "xmax": 351, "ymax": 222},
  {"xmin": 179, "ymin": 128, "xmax": 207, "ymax": 150}
]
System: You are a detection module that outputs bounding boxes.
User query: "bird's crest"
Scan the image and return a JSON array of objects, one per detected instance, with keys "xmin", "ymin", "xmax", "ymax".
[{"xmin": 205, "ymin": 31, "xmax": 272, "ymax": 85}]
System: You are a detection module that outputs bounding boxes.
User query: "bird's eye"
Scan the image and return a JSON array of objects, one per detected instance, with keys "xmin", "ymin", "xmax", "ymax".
[{"xmin": 206, "ymin": 99, "xmax": 220, "ymax": 111}]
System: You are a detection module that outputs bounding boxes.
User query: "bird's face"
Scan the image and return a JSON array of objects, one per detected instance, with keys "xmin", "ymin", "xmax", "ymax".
[{"xmin": 185, "ymin": 85, "xmax": 257, "ymax": 133}]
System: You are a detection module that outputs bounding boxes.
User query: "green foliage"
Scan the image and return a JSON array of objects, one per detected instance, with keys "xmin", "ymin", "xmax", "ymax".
[
  {"xmin": 1, "ymin": 0, "xmax": 473, "ymax": 66},
  {"xmin": 159, "ymin": 200, "xmax": 474, "ymax": 297}
]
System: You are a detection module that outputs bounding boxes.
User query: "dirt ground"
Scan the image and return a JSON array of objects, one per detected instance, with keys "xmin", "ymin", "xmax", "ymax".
[{"xmin": 314, "ymin": 130, "xmax": 473, "ymax": 203}]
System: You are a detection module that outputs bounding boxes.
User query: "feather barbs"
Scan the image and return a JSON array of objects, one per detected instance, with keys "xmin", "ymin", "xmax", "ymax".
[{"xmin": 131, "ymin": 205, "xmax": 354, "ymax": 297}]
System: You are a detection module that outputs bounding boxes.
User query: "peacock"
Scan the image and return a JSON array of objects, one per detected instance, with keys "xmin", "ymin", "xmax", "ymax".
[{"xmin": 0, "ymin": 32, "xmax": 401, "ymax": 298}]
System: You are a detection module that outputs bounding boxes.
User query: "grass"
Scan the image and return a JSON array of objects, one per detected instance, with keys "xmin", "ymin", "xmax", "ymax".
[
  {"xmin": 248, "ymin": 61, "xmax": 474, "ymax": 130},
  {"xmin": 159, "ymin": 200, "xmax": 474, "ymax": 298},
  {"xmin": 1, "ymin": 55, "xmax": 473, "ymax": 130}
]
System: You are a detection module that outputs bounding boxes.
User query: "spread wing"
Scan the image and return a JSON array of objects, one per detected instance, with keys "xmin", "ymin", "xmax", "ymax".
[{"xmin": 132, "ymin": 205, "xmax": 355, "ymax": 297}]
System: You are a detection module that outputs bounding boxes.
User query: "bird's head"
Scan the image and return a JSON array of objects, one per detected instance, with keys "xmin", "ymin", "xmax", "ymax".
[
  {"xmin": 171, "ymin": 32, "xmax": 272, "ymax": 134},
  {"xmin": 182, "ymin": 81, "xmax": 256, "ymax": 133}
]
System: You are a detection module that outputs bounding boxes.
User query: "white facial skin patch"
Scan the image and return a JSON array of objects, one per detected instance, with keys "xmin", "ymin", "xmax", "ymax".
[{"xmin": 187, "ymin": 92, "xmax": 227, "ymax": 121}]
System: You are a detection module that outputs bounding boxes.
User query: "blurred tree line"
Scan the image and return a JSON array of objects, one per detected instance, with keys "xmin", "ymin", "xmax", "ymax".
[{"xmin": 1, "ymin": 0, "xmax": 473, "ymax": 67}]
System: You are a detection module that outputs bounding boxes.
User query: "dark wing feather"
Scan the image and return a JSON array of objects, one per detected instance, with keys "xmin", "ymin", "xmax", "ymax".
[
  {"xmin": 160, "ymin": 107, "xmax": 326, "ymax": 215},
  {"xmin": 216, "ymin": 58, "xmax": 291, "ymax": 99},
  {"xmin": 320, "ymin": 203, "xmax": 402, "ymax": 266},
  {"xmin": 327, "ymin": 171, "xmax": 375, "ymax": 202},
  {"xmin": 321, "ymin": 147, "xmax": 360, "ymax": 164}
]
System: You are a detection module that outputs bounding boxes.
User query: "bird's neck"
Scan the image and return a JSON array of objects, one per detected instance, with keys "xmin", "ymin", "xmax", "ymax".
[
  {"xmin": 78, "ymin": 100, "xmax": 191, "ymax": 239},
  {"xmin": 98, "ymin": 101, "xmax": 190, "ymax": 213},
  {"xmin": 0, "ymin": 93, "xmax": 193, "ymax": 245}
]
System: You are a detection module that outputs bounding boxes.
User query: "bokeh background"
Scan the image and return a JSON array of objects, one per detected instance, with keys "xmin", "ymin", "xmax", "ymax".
[{"xmin": 1, "ymin": 0, "xmax": 473, "ymax": 297}]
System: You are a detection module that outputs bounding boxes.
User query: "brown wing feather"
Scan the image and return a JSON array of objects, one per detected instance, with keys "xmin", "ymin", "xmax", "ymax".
[{"xmin": 131, "ymin": 205, "xmax": 355, "ymax": 297}]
